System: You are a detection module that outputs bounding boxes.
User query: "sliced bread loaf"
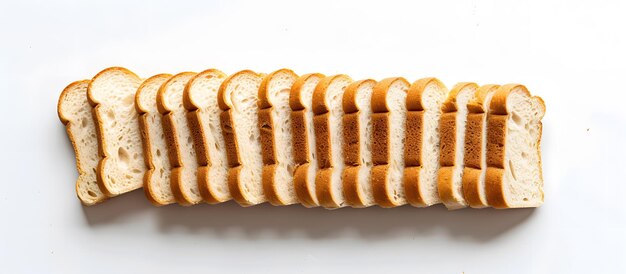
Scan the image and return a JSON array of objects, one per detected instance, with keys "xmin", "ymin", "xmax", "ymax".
[
  {"xmin": 218, "ymin": 70, "xmax": 266, "ymax": 206},
  {"xmin": 258, "ymin": 69, "xmax": 299, "ymax": 206},
  {"xmin": 87, "ymin": 67, "xmax": 146, "ymax": 196},
  {"xmin": 371, "ymin": 78, "xmax": 409, "ymax": 208},
  {"xmin": 341, "ymin": 79, "xmax": 376, "ymax": 208},
  {"xmin": 404, "ymin": 78, "xmax": 448, "ymax": 207},
  {"xmin": 485, "ymin": 84, "xmax": 545, "ymax": 208},
  {"xmin": 438, "ymin": 82, "xmax": 479, "ymax": 210},
  {"xmin": 58, "ymin": 80, "xmax": 106, "ymax": 205},
  {"xmin": 157, "ymin": 72, "xmax": 201, "ymax": 206},
  {"xmin": 136, "ymin": 74, "xmax": 175, "ymax": 206},
  {"xmin": 183, "ymin": 69, "xmax": 230, "ymax": 204},
  {"xmin": 461, "ymin": 84, "xmax": 499, "ymax": 208},
  {"xmin": 290, "ymin": 73, "xmax": 325, "ymax": 207},
  {"xmin": 312, "ymin": 74, "xmax": 353, "ymax": 209}
]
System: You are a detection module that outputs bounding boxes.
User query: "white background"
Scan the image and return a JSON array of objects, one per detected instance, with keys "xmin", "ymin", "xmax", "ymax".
[{"xmin": 1, "ymin": 0, "xmax": 625, "ymax": 273}]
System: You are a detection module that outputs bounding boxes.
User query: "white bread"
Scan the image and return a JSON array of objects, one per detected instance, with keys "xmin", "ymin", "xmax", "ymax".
[
  {"xmin": 341, "ymin": 79, "xmax": 376, "ymax": 207},
  {"xmin": 485, "ymin": 84, "xmax": 545, "ymax": 208},
  {"xmin": 183, "ymin": 69, "xmax": 230, "ymax": 204},
  {"xmin": 87, "ymin": 67, "xmax": 146, "ymax": 196},
  {"xmin": 157, "ymin": 72, "xmax": 202, "ymax": 206},
  {"xmin": 370, "ymin": 78, "xmax": 409, "ymax": 208},
  {"xmin": 461, "ymin": 84, "xmax": 499, "ymax": 208},
  {"xmin": 258, "ymin": 69, "xmax": 299, "ymax": 206},
  {"xmin": 437, "ymin": 82, "xmax": 478, "ymax": 210},
  {"xmin": 135, "ymin": 74, "xmax": 175, "ymax": 206},
  {"xmin": 312, "ymin": 74, "xmax": 353, "ymax": 209},
  {"xmin": 58, "ymin": 80, "xmax": 106, "ymax": 205},
  {"xmin": 404, "ymin": 78, "xmax": 448, "ymax": 207},
  {"xmin": 218, "ymin": 70, "xmax": 266, "ymax": 206},
  {"xmin": 290, "ymin": 73, "xmax": 325, "ymax": 207}
]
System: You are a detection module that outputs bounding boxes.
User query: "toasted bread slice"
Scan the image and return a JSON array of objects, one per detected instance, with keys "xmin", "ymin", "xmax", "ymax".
[
  {"xmin": 157, "ymin": 72, "xmax": 202, "ymax": 206},
  {"xmin": 461, "ymin": 84, "xmax": 499, "ymax": 208},
  {"xmin": 258, "ymin": 69, "xmax": 299, "ymax": 206},
  {"xmin": 183, "ymin": 69, "xmax": 230, "ymax": 204},
  {"xmin": 342, "ymin": 79, "xmax": 376, "ymax": 207},
  {"xmin": 218, "ymin": 70, "xmax": 266, "ymax": 206},
  {"xmin": 370, "ymin": 78, "xmax": 409, "ymax": 208},
  {"xmin": 290, "ymin": 73, "xmax": 325, "ymax": 207},
  {"xmin": 485, "ymin": 84, "xmax": 545, "ymax": 208},
  {"xmin": 437, "ymin": 82, "xmax": 478, "ymax": 210},
  {"xmin": 58, "ymin": 80, "xmax": 106, "ymax": 205},
  {"xmin": 87, "ymin": 67, "xmax": 146, "ymax": 197},
  {"xmin": 312, "ymin": 74, "xmax": 353, "ymax": 209},
  {"xmin": 404, "ymin": 78, "xmax": 448, "ymax": 207},
  {"xmin": 136, "ymin": 74, "xmax": 175, "ymax": 206}
]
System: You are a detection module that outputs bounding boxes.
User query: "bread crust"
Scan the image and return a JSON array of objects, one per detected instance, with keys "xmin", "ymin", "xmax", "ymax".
[
  {"xmin": 370, "ymin": 77, "xmax": 409, "ymax": 208},
  {"xmin": 290, "ymin": 73, "xmax": 325, "ymax": 207},
  {"xmin": 87, "ymin": 67, "xmax": 144, "ymax": 197},
  {"xmin": 183, "ymin": 69, "xmax": 229, "ymax": 204},
  {"xmin": 135, "ymin": 74, "xmax": 174, "ymax": 206},
  {"xmin": 403, "ymin": 78, "xmax": 447, "ymax": 206},
  {"xmin": 485, "ymin": 84, "xmax": 545, "ymax": 208},
  {"xmin": 341, "ymin": 79, "xmax": 376, "ymax": 207},
  {"xmin": 58, "ymin": 80, "xmax": 107, "ymax": 206}
]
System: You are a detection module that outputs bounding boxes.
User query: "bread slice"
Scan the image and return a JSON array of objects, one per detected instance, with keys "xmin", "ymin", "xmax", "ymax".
[
  {"xmin": 157, "ymin": 72, "xmax": 202, "ymax": 206},
  {"xmin": 485, "ymin": 84, "xmax": 545, "ymax": 208},
  {"xmin": 370, "ymin": 78, "xmax": 409, "ymax": 208},
  {"xmin": 461, "ymin": 84, "xmax": 499, "ymax": 208},
  {"xmin": 342, "ymin": 79, "xmax": 376, "ymax": 207},
  {"xmin": 404, "ymin": 78, "xmax": 448, "ymax": 207},
  {"xmin": 135, "ymin": 74, "xmax": 175, "ymax": 206},
  {"xmin": 312, "ymin": 74, "xmax": 353, "ymax": 209},
  {"xmin": 87, "ymin": 67, "xmax": 146, "ymax": 197},
  {"xmin": 437, "ymin": 82, "xmax": 479, "ymax": 210},
  {"xmin": 58, "ymin": 80, "xmax": 106, "ymax": 205},
  {"xmin": 183, "ymin": 69, "xmax": 230, "ymax": 204},
  {"xmin": 258, "ymin": 69, "xmax": 299, "ymax": 206},
  {"xmin": 290, "ymin": 73, "xmax": 325, "ymax": 207},
  {"xmin": 218, "ymin": 70, "xmax": 266, "ymax": 206}
]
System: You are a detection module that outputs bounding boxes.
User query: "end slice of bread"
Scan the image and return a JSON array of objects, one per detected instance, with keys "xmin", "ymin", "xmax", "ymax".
[
  {"xmin": 290, "ymin": 73, "xmax": 325, "ymax": 207},
  {"xmin": 136, "ymin": 74, "xmax": 175, "ymax": 206},
  {"xmin": 342, "ymin": 79, "xmax": 376, "ymax": 207},
  {"xmin": 312, "ymin": 74, "xmax": 353, "ymax": 209},
  {"xmin": 404, "ymin": 78, "xmax": 448, "ymax": 207},
  {"xmin": 485, "ymin": 84, "xmax": 545, "ymax": 208},
  {"xmin": 157, "ymin": 72, "xmax": 202, "ymax": 206},
  {"xmin": 183, "ymin": 69, "xmax": 231, "ymax": 204},
  {"xmin": 461, "ymin": 84, "xmax": 499, "ymax": 208},
  {"xmin": 58, "ymin": 80, "xmax": 106, "ymax": 205},
  {"xmin": 87, "ymin": 67, "xmax": 146, "ymax": 197},
  {"xmin": 370, "ymin": 78, "xmax": 409, "ymax": 208},
  {"xmin": 258, "ymin": 69, "xmax": 299, "ymax": 206},
  {"xmin": 437, "ymin": 82, "xmax": 479, "ymax": 210},
  {"xmin": 218, "ymin": 70, "xmax": 266, "ymax": 206}
]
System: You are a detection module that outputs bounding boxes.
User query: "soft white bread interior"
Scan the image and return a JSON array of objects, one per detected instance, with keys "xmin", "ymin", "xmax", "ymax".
[
  {"xmin": 290, "ymin": 73, "xmax": 325, "ymax": 207},
  {"xmin": 183, "ymin": 69, "xmax": 230, "ymax": 203},
  {"xmin": 371, "ymin": 78, "xmax": 409, "ymax": 207},
  {"xmin": 58, "ymin": 80, "xmax": 106, "ymax": 205},
  {"xmin": 87, "ymin": 67, "xmax": 146, "ymax": 196},
  {"xmin": 341, "ymin": 79, "xmax": 375, "ymax": 207},
  {"xmin": 486, "ymin": 85, "xmax": 545, "ymax": 208},
  {"xmin": 157, "ymin": 72, "xmax": 201, "ymax": 206},
  {"xmin": 258, "ymin": 69, "xmax": 299, "ymax": 206},
  {"xmin": 218, "ymin": 70, "xmax": 266, "ymax": 206},
  {"xmin": 404, "ymin": 78, "xmax": 448, "ymax": 207},
  {"xmin": 136, "ymin": 74, "xmax": 175, "ymax": 206},
  {"xmin": 312, "ymin": 74, "xmax": 352, "ymax": 209},
  {"xmin": 461, "ymin": 84, "xmax": 499, "ymax": 208}
]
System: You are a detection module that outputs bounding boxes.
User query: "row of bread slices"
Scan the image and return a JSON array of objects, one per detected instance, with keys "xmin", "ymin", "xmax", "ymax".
[{"xmin": 58, "ymin": 67, "xmax": 545, "ymax": 209}]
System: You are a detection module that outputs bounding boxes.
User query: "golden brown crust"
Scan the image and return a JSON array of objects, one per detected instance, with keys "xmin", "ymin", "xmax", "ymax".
[
  {"xmin": 290, "ymin": 73, "xmax": 325, "ymax": 111},
  {"xmin": 313, "ymin": 113, "xmax": 331, "ymax": 169},
  {"xmin": 404, "ymin": 111, "xmax": 423, "ymax": 168},
  {"xmin": 293, "ymin": 164, "xmax": 317, "ymax": 207},
  {"xmin": 461, "ymin": 167, "xmax": 485, "ymax": 208},
  {"xmin": 403, "ymin": 167, "xmax": 422, "ymax": 205},
  {"xmin": 315, "ymin": 168, "xmax": 340, "ymax": 208},
  {"xmin": 342, "ymin": 167, "xmax": 365, "ymax": 207},
  {"xmin": 485, "ymin": 167, "xmax": 507, "ymax": 208},
  {"xmin": 261, "ymin": 165, "xmax": 280, "ymax": 205},
  {"xmin": 436, "ymin": 167, "xmax": 456, "ymax": 206},
  {"xmin": 406, "ymin": 78, "xmax": 446, "ymax": 111},
  {"xmin": 197, "ymin": 166, "xmax": 221, "ymax": 204},
  {"xmin": 183, "ymin": 69, "xmax": 227, "ymax": 111},
  {"xmin": 290, "ymin": 111, "xmax": 309, "ymax": 168}
]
